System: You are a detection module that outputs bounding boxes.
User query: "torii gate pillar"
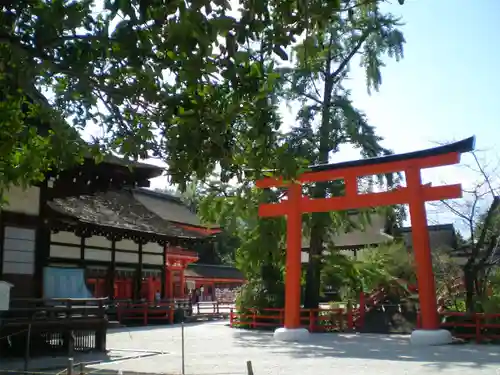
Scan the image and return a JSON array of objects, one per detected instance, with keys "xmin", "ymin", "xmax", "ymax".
[{"xmin": 256, "ymin": 137, "xmax": 475, "ymax": 345}]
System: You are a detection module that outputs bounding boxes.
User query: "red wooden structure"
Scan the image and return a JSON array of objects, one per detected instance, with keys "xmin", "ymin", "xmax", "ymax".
[{"xmin": 256, "ymin": 137, "xmax": 475, "ymax": 331}]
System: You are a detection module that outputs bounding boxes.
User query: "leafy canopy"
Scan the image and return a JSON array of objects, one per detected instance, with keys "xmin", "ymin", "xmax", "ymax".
[{"xmin": 0, "ymin": 0, "xmax": 390, "ymax": 191}]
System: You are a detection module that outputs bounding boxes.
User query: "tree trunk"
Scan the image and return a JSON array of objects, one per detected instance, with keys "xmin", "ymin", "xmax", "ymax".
[
  {"xmin": 303, "ymin": 47, "xmax": 334, "ymax": 308},
  {"xmin": 463, "ymin": 265, "xmax": 475, "ymax": 312},
  {"xmin": 303, "ymin": 216, "xmax": 326, "ymax": 308}
]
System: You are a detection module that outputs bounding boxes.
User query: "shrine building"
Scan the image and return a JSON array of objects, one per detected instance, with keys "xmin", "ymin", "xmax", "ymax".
[{"xmin": 0, "ymin": 158, "xmax": 244, "ymax": 302}]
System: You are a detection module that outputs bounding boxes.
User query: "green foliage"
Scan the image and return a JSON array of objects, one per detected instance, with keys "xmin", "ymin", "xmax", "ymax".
[
  {"xmin": 236, "ymin": 278, "xmax": 285, "ymax": 311},
  {"xmin": 1, "ymin": 0, "xmax": 401, "ymax": 192},
  {"xmin": 277, "ymin": 0, "xmax": 405, "ymax": 308},
  {"xmin": 198, "ymin": 179, "xmax": 286, "ymax": 277},
  {"xmin": 197, "ymin": 176, "xmax": 287, "ymax": 310},
  {"xmin": 358, "ymin": 241, "xmax": 416, "ymax": 284},
  {"xmin": 0, "ymin": 85, "xmax": 85, "ymax": 193},
  {"xmin": 321, "ymin": 248, "xmax": 388, "ymax": 300}
]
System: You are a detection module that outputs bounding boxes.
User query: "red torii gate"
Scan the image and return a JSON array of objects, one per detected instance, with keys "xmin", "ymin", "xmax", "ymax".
[{"xmin": 256, "ymin": 137, "xmax": 475, "ymax": 344}]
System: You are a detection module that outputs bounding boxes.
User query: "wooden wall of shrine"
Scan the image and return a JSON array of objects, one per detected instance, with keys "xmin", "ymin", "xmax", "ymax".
[
  {"xmin": 49, "ymin": 231, "xmax": 164, "ymax": 266},
  {"xmin": 0, "ymin": 185, "xmax": 42, "ymax": 297},
  {"xmin": 49, "ymin": 230, "xmax": 166, "ymax": 299}
]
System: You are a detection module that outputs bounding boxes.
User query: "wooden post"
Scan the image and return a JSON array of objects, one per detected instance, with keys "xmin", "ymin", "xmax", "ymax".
[
  {"xmin": 23, "ymin": 323, "xmax": 31, "ymax": 372},
  {"xmin": 246, "ymin": 360, "xmax": 254, "ymax": 375},
  {"xmin": 180, "ymin": 267, "xmax": 186, "ymax": 298},
  {"xmin": 181, "ymin": 321, "xmax": 185, "ymax": 375},
  {"xmin": 169, "ymin": 304, "xmax": 174, "ymax": 324},
  {"xmin": 359, "ymin": 291, "xmax": 366, "ymax": 329},
  {"xmin": 284, "ymin": 183, "xmax": 303, "ymax": 329},
  {"xmin": 67, "ymin": 358, "xmax": 74, "ymax": 375},
  {"xmin": 406, "ymin": 167, "xmax": 439, "ymax": 330},
  {"xmin": 475, "ymin": 313, "xmax": 481, "ymax": 343},
  {"xmin": 347, "ymin": 306, "xmax": 353, "ymax": 331},
  {"xmin": 147, "ymin": 276, "xmax": 153, "ymax": 302},
  {"xmin": 110, "ymin": 239, "xmax": 116, "ymax": 299},
  {"xmin": 68, "ymin": 330, "xmax": 75, "ymax": 357},
  {"xmin": 117, "ymin": 303, "xmax": 122, "ymax": 323},
  {"xmin": 308, "ymin": 310, "xmax": 314, "ymax": 332}
]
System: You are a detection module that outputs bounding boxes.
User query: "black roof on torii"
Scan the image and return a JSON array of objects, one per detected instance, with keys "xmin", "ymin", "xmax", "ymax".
[{"xmin": 310, "ymin": 136, "xmax": 476, "ymax": 173}]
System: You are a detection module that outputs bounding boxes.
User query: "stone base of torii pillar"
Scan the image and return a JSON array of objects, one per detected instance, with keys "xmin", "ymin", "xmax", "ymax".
[
  {"xmin": 273, "ymin": 327, "xmax": 310, "ymax": 342},
  {"xmin": 410, "ymin": 329, "xmax": 453, "ymax": 346}
]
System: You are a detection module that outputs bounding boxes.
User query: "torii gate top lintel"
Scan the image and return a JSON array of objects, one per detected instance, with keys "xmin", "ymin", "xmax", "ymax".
[
  {"xmin": 308, "ymin": 136, "xmax": 475, "ymax": 173},
  {"xmin": 256, "ymin": 136, "xmax": 475, "ymax": 190}
]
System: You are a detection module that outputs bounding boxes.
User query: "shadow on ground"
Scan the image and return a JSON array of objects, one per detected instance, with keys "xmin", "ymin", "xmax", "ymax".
[
  {"xmin": 231, "ymin": 329, "xmax": 500, "ymax": 370},
  {"xmin": 0, "ymin": 349, "xmax": 168, "ymax": 372},
  {"xmin": 108, "ymin": 320, "xmax": 208, "ymax": 334}
]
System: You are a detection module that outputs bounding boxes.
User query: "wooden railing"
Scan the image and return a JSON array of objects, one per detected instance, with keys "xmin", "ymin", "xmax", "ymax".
[
  {"xmin": 0, "ymin": 298, "xmax": 108, "ymax": 358},
  {"xmin": 116, "ymin": 301, "xmax": 175, "ymax": 325},
  {"xmin": 192, "ymin": 301, "xmax": 233, "ymax": 316},
  {"xmin": 114, "ymin": 300, "xmax": 234, "ymax": 325},
  {"xmin": 230, "ymin": 307, "xmax": 355, "ymax": 332},
  {"xmin": 417, "ymin": 311, "xmax": 500, "ymax": 343}
]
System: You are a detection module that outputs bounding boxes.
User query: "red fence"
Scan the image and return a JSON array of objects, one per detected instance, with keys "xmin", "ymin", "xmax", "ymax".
[
  {"xmin": 229, "ymin": 307, "xmax": 357, "ymax": 332},
  {"xmin": 116, "ymin": 302, "xmax": 175, "ymax": 325},
  {"xmin": 416, "ymin": 311, "xmax": 500, "ymax": 343},
  {"xmin": 231, "ymin": 306, "xmax": 500, "ymax": 343}
]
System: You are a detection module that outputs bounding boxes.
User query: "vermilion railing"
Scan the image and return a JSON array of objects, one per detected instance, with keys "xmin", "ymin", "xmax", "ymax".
[
  {"xmin": 116, "ymin": 302, "xmax": 175, "ymax": 325},
  {"xmin": 416, "ymin": 311, "xmax": 500, "ymax": 343},
  {"xmin": 229, "ymin": 307, "xmax": 356, "ymax": 332}
]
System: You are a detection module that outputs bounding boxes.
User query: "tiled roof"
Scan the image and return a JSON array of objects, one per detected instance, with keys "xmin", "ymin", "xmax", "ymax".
[
  {"xmin": 48, "ymin": 190, "xmax": 206, "ymax": 239},
  {"xmin": 184, "ymin": 263, "xmax": 244, "ymax": 280},
  {"xmin": 133, "ymin": 189, "xmax": 220, "ymax": 231},
  {"xmin": 398, "ymin": 224, "xmax": 457, "ymax": 251}
]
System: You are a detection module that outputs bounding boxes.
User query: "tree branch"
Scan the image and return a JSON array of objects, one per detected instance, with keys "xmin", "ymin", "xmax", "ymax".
[
  {"xmin": 467, "ymin": 195, "xmax": 500, "ymax": 266},
  {"xmin": 472, "ymin": 151, "xmax": 498, "ymax": 198},
  {"xmin": 331, "ymin": 29, "xmax": 373, "ymax": 84}
]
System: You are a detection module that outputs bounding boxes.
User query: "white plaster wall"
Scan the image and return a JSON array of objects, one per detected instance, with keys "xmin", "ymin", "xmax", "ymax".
[
  {"xmin": 142, "ymin": 254, "xmax": 163, "ymax": 265},
  {"xmin": 50, "ymin": 245, "xmax": 80, "ymax": 259},
  {"xmin": 3, "ymin": 186, "xmax": 40, "ymax": 215},
  {"xmin": 143, "ymin": 242, "xmax": 164, "ymax": 254},
  {"xmin": 86, "ymin": 235, "xmax": 112, "ymax": 248},
  {"xmin": 85, "ymin": 248, "xmax": 112, "ymax": 261},
  {"xmin": 51, "ymin": 231, "xmax": 80, "ymax": 244},
  {"xmin": 2, "ymin": 226, "xmax": 36, "ymax": 275},
  {"xmin": 115, "ymin": 239, "xmax": 138, "ymax": 251},
  {"xmin": 115, "ymin": 251, "xmax": 139, "ymax": 263}
]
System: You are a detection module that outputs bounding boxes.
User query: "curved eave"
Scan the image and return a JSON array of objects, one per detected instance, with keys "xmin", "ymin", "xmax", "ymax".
[
  {"xmin": 309, "ymin": 136, "xmax": 475, "ymax": 173},
  {"xmin": 184, "ymin": 276, "xmax": 245, "ymax": 283},
  {"xmin": 47, "ymin": 211, "xmax": 203, "ymax": 247},
  {"xmin": 172, "ymin": 223, "xmax": 222, "ymax": 236}
]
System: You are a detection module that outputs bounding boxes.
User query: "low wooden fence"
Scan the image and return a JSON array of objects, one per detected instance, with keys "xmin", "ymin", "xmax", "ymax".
[
  {"xmin": 116, "ymin": 302, "xmax": 175, "ymax": 325},
  {"xmin": 115, "ymin": 300, "xmax": 233, "ymax": 325},
  {"xmin": 0, "ymin": 298, "xmax": 108, "ymax": 358},
  {"xmin": 417, "ymin": 311, "xmax": 500, "ymax": 343},
  {"xmin": 229, "ymin": 307, "xmax": 357, "ymax": 332},
  {"xmin": 192, "ymin": 301, "xmax": 233, "ymax": 316}
]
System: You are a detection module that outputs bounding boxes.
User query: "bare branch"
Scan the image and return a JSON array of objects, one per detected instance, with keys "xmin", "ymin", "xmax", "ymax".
[
  {"xmin": 467, "ymin": 196, "xmax": 500, "ymax": 266},
  {"xmin": 472, "ymin": 151, "xmax": 498, "ymax": 198}
]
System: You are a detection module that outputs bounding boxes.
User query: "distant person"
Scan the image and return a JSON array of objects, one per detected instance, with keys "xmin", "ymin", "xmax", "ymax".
[
  {"xmin": 192, "ymin": 288, "xmax": 200, "ymax": 304},
  {"xmin": 155, "ymin": 290, "xmax": 161, "ymax": 303}
]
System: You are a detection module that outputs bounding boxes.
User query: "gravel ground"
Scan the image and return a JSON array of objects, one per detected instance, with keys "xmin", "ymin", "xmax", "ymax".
[{"xmin": 87, "ymin": 321, "xmax": 500, "ymax": 375}]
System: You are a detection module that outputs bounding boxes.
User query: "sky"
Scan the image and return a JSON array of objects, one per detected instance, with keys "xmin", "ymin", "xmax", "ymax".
[{"xmin": 88, "ymin": 0, "xmax": 500, "ymax": 231}]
